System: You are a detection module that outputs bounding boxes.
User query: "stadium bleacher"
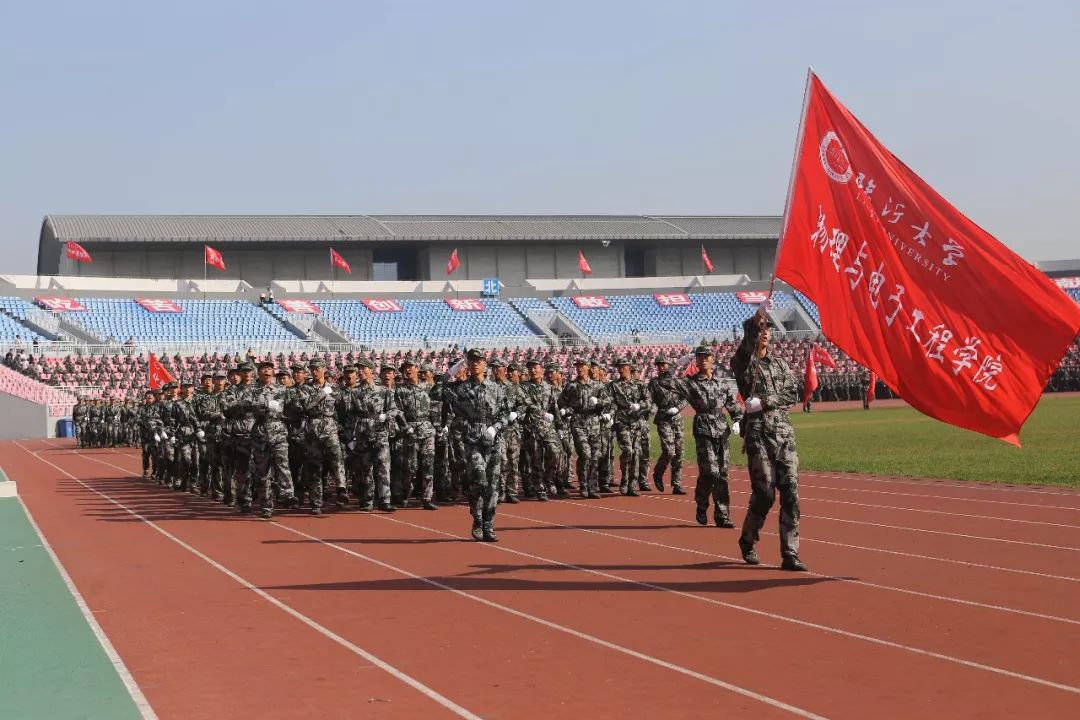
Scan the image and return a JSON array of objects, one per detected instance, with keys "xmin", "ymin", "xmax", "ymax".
[
  {"xmin": 60, "ymin": 299, "xmax": 301, "ymax": 345},
  {"xmin": 0, "ymin": 297, "xmax": 48, "ymax": 344},
  {"xmin": 270, "ymin": 299, "xmax": 542, "ymax": 346},
  {"xmin": 0, "ymin": 363, "xmax": 76, "ymax": 416},
  {"xmin": 793, "ymin": 291, "xmax": 821, "ymax": 325}
]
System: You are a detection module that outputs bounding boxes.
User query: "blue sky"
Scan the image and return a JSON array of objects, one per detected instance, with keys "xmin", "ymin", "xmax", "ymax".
[{"xmin": 1, "ymin": 0, "xmax": 1076, "ymax": 272}]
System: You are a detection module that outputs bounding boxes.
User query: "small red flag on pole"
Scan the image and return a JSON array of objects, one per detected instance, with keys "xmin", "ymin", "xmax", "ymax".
[
  {"xmin": 204, "ymin": 245, "xmax": 226, "ymax": 271},
  {"xmin": 147, "ymin": 353, "xmax": 175, "ymax": 390},
  {"xmin": 330, "ymin": 248, "xmax": 351, "ymax": 274},
  {"xmin": 66, "ymin": 241, "xmax": 93, "ymax": 263},
  {"xmin": 446, "ymin": 248, "xmax": 460, "ymax": 275},
  {"xmin": 701, "ymin": 245, "xmax": 714, "ymax": 273},
  {"xmin": 578, "ymin": 250, "xmax": 592, "ymax": 275}
]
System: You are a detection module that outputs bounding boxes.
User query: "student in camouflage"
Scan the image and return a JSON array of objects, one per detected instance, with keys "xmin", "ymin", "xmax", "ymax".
[
  {"xmin": 591, "ymin": 361, "xmax": 615, "ymax": 492},
  {"xmin": 300, "ymin": 358, "xmax": 348, "ymax": 515},
  {"xmin": 220, "ymin": 364, "xmax": 256, "ymax": 511},
  {"xmin": 546, "ymin": 363, "xmax": 573, "ymax": 495},
  {"xmin": 519, "ymin": 358, "xmax": 562, "ymax": 501},
  {"xmin": 493, "ymin": 360, "xmax": 524, "ymax": 503},
  {"xmin": 648, "ymin": 355, "xmax": 688, "ymax": 495},
  {"xmin": 350, "ymin": 357, "xmax": 398, "ymax": 512},
  {"xmin": 444, "ymin": 348, "xmax": 511, "ymax": 541},
  {"xmin": 136, "ymin": 390, "xmax": 158, "ymax": 480},
  {"xmin": 682, "ymin": 346, "xmax": 743, "ymax": 528},
  {"xmin": 246, "ymin": 361, "xmax": 296, "ymax": 518},
  {"xmin": 172, "ymin": 380, "xmax": 201, "ymax": 492},
  {"xmin": 558, "ymin": 357, "xmax": 604, "ymax": 498},
  {"xmin": 610, "ymin": 357, "xmax": 649, "ymax": 496},
  {"xmin": 395, "ymin": 358, "xmax": 438, "ymax": 510},
  {"xmin": 284, "ymin": 363, "xmax": 308, "ymax": 506},
  {"xmin": 731, "ymin": 309, "xmax": 807, "ymax": 571}
]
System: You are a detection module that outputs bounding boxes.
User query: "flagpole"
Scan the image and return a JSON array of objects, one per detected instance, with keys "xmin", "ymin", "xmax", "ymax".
[
  {"xmin": 203, "ymin": 249, "xmax": 207, "ymax": 301},
  {"xmin": 330, "ymin": 249, "xmax": 335, "ymax": 300},
  {"xmin": 767, "ymin": 66, "xmax": 815, "ymax": 299}
]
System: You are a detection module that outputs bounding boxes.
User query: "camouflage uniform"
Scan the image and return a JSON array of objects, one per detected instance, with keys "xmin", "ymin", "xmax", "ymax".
[
  {"xmin": 681, "ymin": 351, "xmax": 743, "ymax": 527},
  {"xmin": 192, "ymin": 383, "xmax": 224, "ymax": 498},
  {"xmin": 444, "ymin": 357, "xmax": 511, "ymax": 541},
  {"xmin": 395, "ymin": 368, "xmax": 437, "ymax": 508},
  {"xmin": 731, "ymin": 316, "xmax": 805, "ymax": 570},
  {"xmin": 136, "ymin": 396, "xmax": 158, "ymax": 479},
  {"xmin": 429, "ymin": 373, "xmax": 451, "ymax": 502},
  {"xmin": 548, "ymin": 366, "xmax": 574, "ymax": 494},
  {"xmin": 350, "ymin": 370, "xmax": 398, "ymax": 510},
  {"xmin": 593, "ymin": 366, "xmax": 615, "ymax": 492},
  {"xmin": 493, "ymin": 362, "xmax": 525, "ymax": 502},
  {"xmin": 220, "ymin": 376, "xmax": 256, "ymax": 509},
  {"xmin": 300, "ymin": 371, "xmax": 348, "ymax": 513},
  {"xmin": 519, "ymin": 367, "xmax": 563, "ymax": 500},
  {"xmin": 635, "ymin": 377, "xmax": 654, "ymax": 491},
  {"xmin": 73, "ymin": 401, "xmax": 87, "ymax": 448},
  {"xmin": 283, "ymin": 366, "xmax": 308, "ymax": 505},
  {"xmin": 171, "ymin": 387, "xmax": 201, "ymax": 492},
  {"xmin": 157, "ymin": 389, "xmax": 179, "ymax": 486},
  {"xmin": 649, "ymin": 359, "xmax": 687, "ymax": 493},
  {"xmin": 246, "ymin": 378, "xmax": 296, "ymax": 517},
  {"xmin": 610, "ymin": 361, "xmax": 650, "ymax": 496},
  {"xmin": 558, "ymin": 363, "xmax": 603, "ymax": 498},
  {"xmin": 104, "ymin": 400, "xmax": 121, "ymax": 447}
]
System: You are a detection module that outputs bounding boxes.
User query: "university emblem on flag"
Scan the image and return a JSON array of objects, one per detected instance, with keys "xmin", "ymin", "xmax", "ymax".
[{"xmin": 818, "ymin": 131, "xmax": 852, "ymax": 184}]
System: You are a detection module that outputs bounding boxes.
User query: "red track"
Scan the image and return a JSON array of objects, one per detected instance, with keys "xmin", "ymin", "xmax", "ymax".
[{"xmin": 7, "ymin": 438, "xmax": 1080, "ymax": 719}]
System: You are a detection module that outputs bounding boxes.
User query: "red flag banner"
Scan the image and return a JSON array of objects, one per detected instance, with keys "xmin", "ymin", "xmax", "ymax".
[
  {"xmin": 36, "ymin": 296, "xmax": 86, "ymax": 312},
  {"xmin": 362, "ymin": 299, "xmax": 404, "ymax": 313},
  {"xmin": 802, "ymin": 351, "xmax": 819, "ymax": 405},
  {"xmin": 446, "ymin": 249, "xmax": 460, "ymax": 275},
  {"xmin": 701, "ymin": 245, "xmax": 714, "ymax": 273},
  {"xmin": 571, "ymin": 295, "xmax": 611, "ymax": 309},
  {"xmin": 811, "ymin": 343, "xmax": 837, "ymax": 369},
  {"xmin": 136, "ymin": 298, "xmax": 183, "ymax": 313},
  {"xmin": 278, "ymin": 299, "xmax": 321, "ymax": 314},
  {"xmin": 578, "ymin": 250, "xmax": 592, "ymax": 275},
  {"xmin": 204, "ymin": 245, "xmax": 226, "ymax": 271},
  {"xmin": 66, "ymin": 241, "xmax": 93, "ymax": 263},
  {"xmin": 330, "ymin": 248, "xmax": 351, "ymax": 274},
  {"xmin": 774, "ymin": 72, "xmax": 1080, "ymax": 444},
  {"xmin": 147, "ymin": 353, "xmax": 175, "ymax": 390},
  {"xmin": 446, "ymin": 298, "xmax": 486, "ymax": 311},
  {"xmin": 866, "ymin": 370, "xmax": 878, "ymax": 406}
]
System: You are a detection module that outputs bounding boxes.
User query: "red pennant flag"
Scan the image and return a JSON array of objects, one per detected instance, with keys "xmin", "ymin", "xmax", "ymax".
[
  {"xmin": 866, "ymin": 370, "xmax": 878, "ymax": 406},
  {"xmin": 578, "ymin": 250, "xmax": 592, "ymax": 275},
  {"xmin": 330, "ymin": 248, "xmax": 351, "ymax": 274},
  {"xmin": 446, "ymin": 248, "xmax": 460, "ymax": 275},
  {"xmin": 701, "ymin": 245, "xmax": 714, "ymax": 273},
  {"xmin": 147, "ymin": 352, "xmax": 175, "ymax": 390},
  {"xmin": 204, "ymin": 245, "xmax": 226, "ymax": 271},
  {"xmin": 66, "ymin": 241, "xmax": 93, "ymax": 263},
  {"xmin": 811, "ymin": 343, "xmax": 837, "ymax": 369},
  {"xmin": 774, "ymin": 72, "xmax": 1080, "ymax": 445},
  {"xmin": 802, "ymin": 351, "xmax": 819, "ymax": 406}
]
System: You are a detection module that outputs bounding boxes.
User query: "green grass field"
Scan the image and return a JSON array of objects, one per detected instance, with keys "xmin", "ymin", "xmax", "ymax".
[{"xmin": 648, "ymin": 395, "xmax": 1080, "ymax": 487}]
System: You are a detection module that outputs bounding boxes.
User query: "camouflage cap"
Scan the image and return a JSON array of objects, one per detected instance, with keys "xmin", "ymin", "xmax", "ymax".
[
  {"xmin": 545, "ymin": 362, "xmax": 561, "ymax": 373},
  {"xmin": 525, "ymin": 358, "xmax": 543, "ymax": 367},
  {"xmin": 237, "ymin": 361, "xmax": 255, "ymax": 372},
  {"xmin": 488, "ymin": 357, "xmax": 504, "ymax": 368},
  {"xmin": 256, "ymin": 360, "xmax": 275, "ymax": 370},
  {"xmin": 181, "ymin": 378, "xmax": 194, "ymax": 387},
  {"xmin": 420, "ymin": 363, "xmax": 436, "ymax": 375},
  {"xmin": 572, "ymin": 356, "xmax": 590, "ymax": 366},
  {"xmin": 213, "ymin": 370, "xmax": 227, "ymax": 379},
  {"xmin": 653, "ymin": 354, "xmax": 672, "ymax": 365},
  {"xmin": 380, "ymin": 365, "xmax": 396, "ymax": 375},
  {"xmin": 289, "ymin": 362, "xmax": 307, "ymax": 373},
  {"xmin": 341, "ymin": 364, "xmax": 357, "ymax": 373},
  {"xmin": 693, "ymin": 345, "xmax": 712, "ymax": 356},
  {"xmin": 200, "ymin": 370, "xmax": 214, "ymax": 379},
  {"xmin": 356, "ymin": 357, "xmax": 376, "ymax": 370},
  {"xmin": 274, "ymin": 369, "xmax": 290, "ymax": 378},
  {"xmin": 590, "ymin": 359, "xmax": 603, "ymax": 367},
  {"xmin": 616, "ymin": 356, "xmax": 633, "ymax": 367},
  {"xmin": 507, "ymin": 362, "xmax": 523, "ymax": 373},
  {"xmin": 466, "ymin": 348, "xmax": 487, "ymax": 361},
  {"xmin": 398, "ymin": 357, "xmax": 416, "ymax": 369},
  {"xmin": 308, "ymin": 358, "xmax": 326, "ymax": 369}
]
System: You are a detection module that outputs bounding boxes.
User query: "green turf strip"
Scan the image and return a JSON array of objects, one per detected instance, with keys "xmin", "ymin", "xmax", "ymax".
[
  {"xmin": 0, "ymin": 498, "xmax": 144, "ymax": 720},
  {"xmin": 648, "ymin": 395, "xmax": 1080, "ymax": 487}
]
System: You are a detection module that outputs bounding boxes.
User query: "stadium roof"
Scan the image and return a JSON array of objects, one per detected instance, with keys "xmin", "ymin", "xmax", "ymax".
[{"xmin": 42, "ymin": 214, "xmax": 781, "ymax": 243}]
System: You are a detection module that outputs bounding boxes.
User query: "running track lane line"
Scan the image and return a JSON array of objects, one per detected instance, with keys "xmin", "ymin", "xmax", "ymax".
[
  {"xmin": 778, "ymin": 470, "xmax": 1080, "ymax": 498},
  {"xmin": 14, "ymin": 442, "xmax": 485, "ymax": 720},
  {"xmin": 568, "ymin": 499, "xmax": 1080, "ymax": 583},
  {"xmin": 496, "ymin": 509, "xmax": 1080, "ymax": 626},
  {"xmin": 16, "ymin": 495, "xmax": 159, "ymax": 720},
  {"xmin": 643, "ymin": 493, "xmax": 1080, "ymax": 551},
  {"xmin": 69, "ymin": 452, "xmax": 832, "ymax": 720},
  {"xmin": 775, "ymin": 482, "xmax": 1080, "ymax": 511},
  {"xmin": 349, "ymin": 513, "xmax": 1080, "ymax": 697}
]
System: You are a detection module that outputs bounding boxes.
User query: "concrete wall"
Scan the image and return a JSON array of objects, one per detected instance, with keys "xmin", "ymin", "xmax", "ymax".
[{"xmin": 0, "ymin": 393, "xmax": 51, "ymax": 440}]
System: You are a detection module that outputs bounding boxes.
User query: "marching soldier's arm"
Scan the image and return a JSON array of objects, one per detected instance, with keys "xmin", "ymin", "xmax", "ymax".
[{"xmin": 765, "ymin": 359, "xmax": 799, "ymax": 411}]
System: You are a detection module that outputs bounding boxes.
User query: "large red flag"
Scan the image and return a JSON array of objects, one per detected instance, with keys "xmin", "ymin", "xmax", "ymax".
[
  {"xmin": 147, "ymin": 353, "xmax": 175, "ymax": 390},
  {"xmin": 330, "ymin": 248, "xmax": 351, "ymax": 274},
  {"xmin": 701, "ymin": 245, "xmax": 714, "ymax": 273},
  {"xmin": 446, "ymin": 248, "xmax": 460, "ymax": 275},
  {"xmin": 774, "ymin": 72, "xmax": 1080, "ymax": 444},
  {"xmin": 802, "ymin": 343, "xmax": 836, "ymax": 404},
  {"xmin": 204, "ymin": 245, "xmax": 226, "ymax": 271},
  {"xmin": 578, "ymin": 250, "xmax": 592, "ymax": 275},
  {"xmin": 866, "ymin": 370, "xmax": 878, "ymax": 406},
  {"xmin": 66, "ymin": 241, "xmax": 93, "ymax": 263}
]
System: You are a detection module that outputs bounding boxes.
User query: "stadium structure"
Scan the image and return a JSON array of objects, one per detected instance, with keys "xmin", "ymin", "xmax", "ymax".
[{"xmin": 2, "ymin": 213, "xmax": 1078, "ymax": 439}]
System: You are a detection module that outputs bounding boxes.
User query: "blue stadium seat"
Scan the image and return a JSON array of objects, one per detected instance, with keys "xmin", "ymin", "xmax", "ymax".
[{"xmin": 0, "ymin": 297, "xmax": 49, "ymax": 343}]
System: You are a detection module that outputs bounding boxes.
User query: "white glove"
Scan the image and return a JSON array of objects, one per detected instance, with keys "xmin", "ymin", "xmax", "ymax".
[
  {"xmin": 588, "ymin": 396, "xmax": 598, "ymax": 407},
  {"xmin": 267, "ymin": 399, "xmax": 282, "ymax": 412},
  {"xmin": 757, "ymin": 298, "xmax": 775, "ymax": 314},
  {"xmin": 602, "ymin": 413, "xmax": 613, "ymax": 423},
  {"xmin": 631, "ymin": 403, "xmax": 641, "ymax": 412},
  {"xmin": 543, "ymin": 412, "xmax": 554, "ymax": 422},
  {"xmin": 745, "ymin": 397, "xmax": 764, "ymax": 413},
  {"xmin": 559, "ymin": 408, "xmax": 568, "ymax": 417},
  {"xmin": 667, "ymin": 407, "xmax": 680, "ymax": 416},
  {"xmin": 160, "ymin": 431, "xmax": 168, "ymax": 440},
  {"xmin": 483, "ymin": 426, "xmax": 497, "ymax": 442},
  {"xmin": 508, "ymin": 411, "xmax": 518, "ymax": 422},
  {"xmin": 322, "ymin": 386, "xmax": 333, "ymax": 396},
  {"xmin": 378, "ymin": 413, "xmax": 387, "ymax": 422},
  {"xmin": 731, "ymin": 421, "xmax": 741, "ymax": 437},
  {"xmin": 348, "ymin": 440, "xmax": 356, "ymax": 451},
  {"xmin": 196, "ymin": 430, "xmax": 205, "ymax": 439},
  {"xmin": 406, "ymin": 426, "xmax": 415, "ymax": 436},
  {"xmin": 442, "ymin": 426, "xmax": 449, "ymax": 434},
  {"xmin": 153, "ymin": 433, "xmax": 160, "ymax": 442}
]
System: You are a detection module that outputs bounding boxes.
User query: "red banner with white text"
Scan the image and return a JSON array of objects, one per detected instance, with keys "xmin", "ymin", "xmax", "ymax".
[
  {"xmin": 136, "ymin": 298, "xmax": 183, "ymax": 313},
  {"xmin": 278, "ymin": 299, "xmax": 321, "ymax": 314},
  {"xmin": 774, "ymin": 72, "xmax": 1080, "ymax": 444},
  {"xmin": 362, "ymin": 299, "xmax": 404, "ymax": 313},
  {"xmin": 446, "ymin": 298, "xmax": 485, "ymax": 311},
  {"xmin": 571, "ymin": 295, "xmax": 611, "ymax": 309},
  {"xmin": 654, "ymin": 293, "xmax": 692, "ymax": 307},
  {"xmin": 36, "ymin": 296, "xmax": 86, "ymax": 312}
]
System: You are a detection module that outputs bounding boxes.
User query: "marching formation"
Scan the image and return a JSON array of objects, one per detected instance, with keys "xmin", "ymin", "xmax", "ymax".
[{"xmin": 71, "ymin": 312, "xmax": 806, "ymax": 569}]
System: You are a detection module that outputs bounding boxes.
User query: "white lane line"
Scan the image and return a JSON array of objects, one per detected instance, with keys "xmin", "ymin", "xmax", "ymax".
[
  {"xmin": 10, "ymin": 451, "xmax": 159, "ymax": 720},
  {"xmin": 80, "ymin": 449, "xmax": 829, "ymax": 719},
  {"xmin": 580, "ymin": 500, "xmax": 1080, "ymax": 584},
  {"xmin": 775, "ymin": 482, "xmax": 1080, "ymax": 512},
  {"xmin": 642, "ymin": 493, "xmax": 1080, "ymax": 551},
  {"xmin": 361, "ymin": 513, "xmax": 1080, "ymax": 697},
  {"xmin": 498, "ymin": 509, "xmax": 1080, "ymax": 626},
  {"xmin": 20, "ymin": 444, "xmax": 484, "ymax": 720},
  {"xmin": 775, "ymin": 470, "xmax": 1080, "ymax": 498}
]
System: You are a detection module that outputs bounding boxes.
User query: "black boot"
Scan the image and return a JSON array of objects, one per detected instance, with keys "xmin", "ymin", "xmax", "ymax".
[
  {"xmin": 471, "ymin": 519, "xmax": 484, "ymax": 541},
  {"xmin": 482, "ymin": 524, "xmax": 498, "ymax": 543},
  {"xmin": 781, "ymin": 555, "xmax": 808, "ymax": 572}
]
